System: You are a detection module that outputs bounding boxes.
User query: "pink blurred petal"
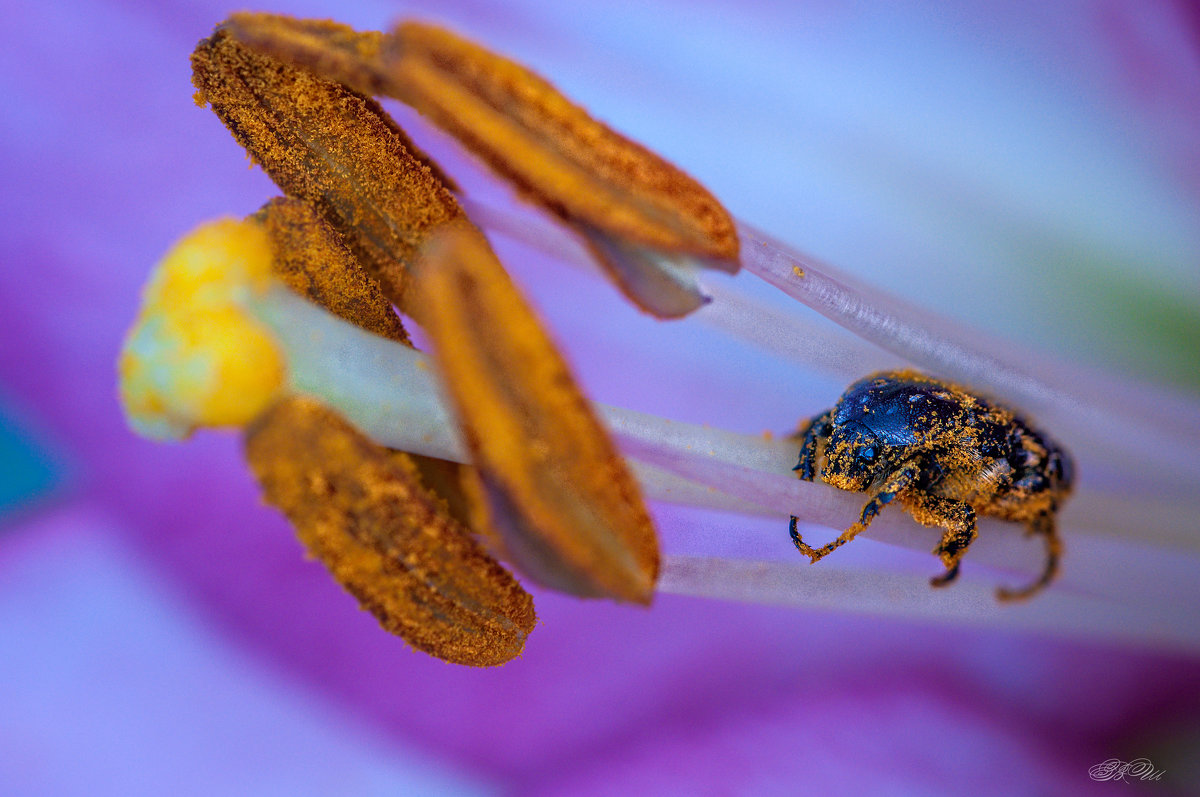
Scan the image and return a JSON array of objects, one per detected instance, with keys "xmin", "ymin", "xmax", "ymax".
[{"xmin": 2, "ymin": 0, "xmax": 1198, "ymax": 792}]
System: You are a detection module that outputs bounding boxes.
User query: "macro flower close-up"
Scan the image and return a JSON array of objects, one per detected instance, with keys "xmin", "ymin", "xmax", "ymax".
[{"xmin": 3, "ymin": 1, "xmax": 1199, "ymax": 794}]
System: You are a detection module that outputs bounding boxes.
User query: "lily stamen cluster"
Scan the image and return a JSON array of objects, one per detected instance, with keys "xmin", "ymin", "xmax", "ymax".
[{"xmin": 119, "ymin": 12, "xmax": 1200, "ymax": 664}]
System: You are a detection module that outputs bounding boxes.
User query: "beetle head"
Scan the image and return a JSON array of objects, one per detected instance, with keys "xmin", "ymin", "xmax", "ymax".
[{"xmin": 821, "ymin": 421, "xmax": 887, "ymax": 491}]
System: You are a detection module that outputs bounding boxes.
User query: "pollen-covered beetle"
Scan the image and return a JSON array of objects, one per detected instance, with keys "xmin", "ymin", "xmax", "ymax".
[{"xmin": 791, "ymin": 370, "xmax": 1074, "ymax": 600}]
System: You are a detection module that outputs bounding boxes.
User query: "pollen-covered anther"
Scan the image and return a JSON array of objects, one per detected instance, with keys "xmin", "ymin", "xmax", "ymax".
[
  {"xmin": 191, "ymin": 25, "xmax": 462, "ymax": 310},
  {"xmin": 222, "ymin": 12, "xmax": 392, "ymax": 98},
  {"xmin": 252, "ymin": 196, "xmax": 411, "ymax": 345},
  {"xmin": 245, "ymin": 396, "xmax": 536, "ymax": 667},
  {"xmin": 381, "ymin": 22, "xmax": 740, "ymax": 318},
  {"xmin": 252, "ymin": 193, "xmax": 484, "ymax": 546},
  {"xmin": 415, "ymin": 221, "xmax": 660, "ymax": 604}
]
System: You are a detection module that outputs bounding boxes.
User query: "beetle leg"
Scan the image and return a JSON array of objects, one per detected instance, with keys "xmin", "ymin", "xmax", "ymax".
[
  {"xmin": 996, "ymin": 513, "xmax": 1061, "ymax": 601},
  {"xmin": 906, "ymin": 492, "xmax": 977, "ymax": 587},
  {"xmin": 859, "ymin": 464, "xmax": 919, "ymax": 526},
  {"xmin": 792, "ymin": 410, "xmax": 833, "ymax": 482},
  {"xmin": 930, "ymin": 563, "xmax": 960, "ymax": 588},
  {"xmin": 790, "ymin": 464, "xmax": 918, "ymax": 562},
  {"xmin": 790, "ymin": 514, "xmax": 861, "ymax": 562}
]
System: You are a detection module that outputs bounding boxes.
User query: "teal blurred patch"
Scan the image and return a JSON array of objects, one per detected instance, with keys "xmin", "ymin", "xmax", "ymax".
[{"xmin": 0, "ymin": 408, "xmax": 60, "ymax": 517}]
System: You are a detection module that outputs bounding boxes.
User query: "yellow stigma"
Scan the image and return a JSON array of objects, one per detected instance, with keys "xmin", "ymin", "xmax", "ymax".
[{"xmin": 118, "ymin": 218, "xmax": 286, "ymax": 440}]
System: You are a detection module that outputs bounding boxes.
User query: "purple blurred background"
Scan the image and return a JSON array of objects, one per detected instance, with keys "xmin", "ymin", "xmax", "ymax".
[{"xmin": 2, "ymin": 1, "xmax": 1198, "ymax": 794}]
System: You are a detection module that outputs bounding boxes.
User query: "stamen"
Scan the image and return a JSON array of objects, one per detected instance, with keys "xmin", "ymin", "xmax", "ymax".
[
  {"xmin": 253, "ymin": 196, "xmax": 411, "ymax": 344},
  {"xmin": 412, "ymin": 222, "xmax": 660, "ymax": 604},
  {"xmin": 191, "ymin": 28, "xmax": 462, "ymax": 308},
  {"xmin": 245, "ymin": 397, "xmax": 536, "ymax": 666},
  {"xmin": 220, "ymin": 13, "xmax": 463, "ymax": 191}
]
